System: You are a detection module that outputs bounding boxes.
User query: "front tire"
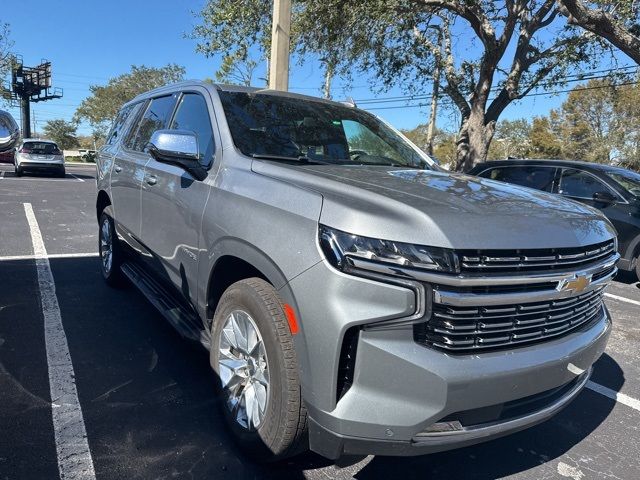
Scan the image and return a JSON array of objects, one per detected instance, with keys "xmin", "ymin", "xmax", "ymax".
[
  {"xmin": 15, "ymin": 164, "xmax": 22, "ymax": 176},
  {"xmin": 98, "ymin": 213, "xmax": 124, "ymax": 286},
  {"xmin": 211, "ymin": 278, "xmax": 307, "ymax": 461},
  {"xmin": 635, "ymin": 257, "xmax": 640, "ymax": 282}
]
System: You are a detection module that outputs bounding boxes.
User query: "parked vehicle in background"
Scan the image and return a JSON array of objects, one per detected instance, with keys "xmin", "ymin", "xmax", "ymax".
[
  {"xmin": 470, "ymin": 159, "xmax": 640, "ymax": 280},
  {"xmin": 0, "ymin": 110, "xmax": 20, "ymax": 164},
  {"xmin": 14, "ymin": 139, "xmax": 66, "ymax": 177},
  {"xmin": 96, "ymin": 82, "xmax": 615, "ymax": 461}
]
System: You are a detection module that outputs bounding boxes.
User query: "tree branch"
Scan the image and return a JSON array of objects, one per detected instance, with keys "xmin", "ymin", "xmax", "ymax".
[{"xmin": 558, "ymin": 0, "xmax": 640, "ymax": 65}]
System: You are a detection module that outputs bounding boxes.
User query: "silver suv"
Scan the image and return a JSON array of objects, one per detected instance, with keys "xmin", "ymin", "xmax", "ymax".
[{"xmin": 96, "ymin": 82, "xmax": 616, "ymax": 461}]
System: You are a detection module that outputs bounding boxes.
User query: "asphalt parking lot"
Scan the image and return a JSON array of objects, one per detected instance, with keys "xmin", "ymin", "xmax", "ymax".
[{"xmin": 1, "ymin": 163, "xmax": 639, "ymax": 480}]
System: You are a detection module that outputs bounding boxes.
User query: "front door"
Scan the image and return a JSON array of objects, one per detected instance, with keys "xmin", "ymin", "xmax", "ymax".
[{"xmin": 140, "ymin": 90, "xmax": 217, "ymax": 305}]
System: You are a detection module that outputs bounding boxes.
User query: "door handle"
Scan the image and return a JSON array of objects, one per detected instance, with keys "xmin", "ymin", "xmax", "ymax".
[
  {"xmin": 114, "ymin": 165, "xmax": 122, "ymax": 173},
  {"xmin": 146, "ymin": 175, "xmax": 157, "ymax": 186}
]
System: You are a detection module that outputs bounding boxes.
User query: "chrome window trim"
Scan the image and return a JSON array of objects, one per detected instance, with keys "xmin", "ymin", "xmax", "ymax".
[{"xmin": 557, "ymin": 167, "xmax": 628, "ymax": 204}]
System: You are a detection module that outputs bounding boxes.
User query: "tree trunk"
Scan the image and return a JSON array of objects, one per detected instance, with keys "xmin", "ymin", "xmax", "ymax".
[{"xmin": 454, "ymin": 107, "xmax": 495, "ymax": 172}]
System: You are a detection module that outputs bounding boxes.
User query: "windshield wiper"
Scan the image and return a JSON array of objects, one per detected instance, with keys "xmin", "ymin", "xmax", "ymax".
[{"xmin": 251, "ymin": 154, "xmax": 331, "ymax": 165}]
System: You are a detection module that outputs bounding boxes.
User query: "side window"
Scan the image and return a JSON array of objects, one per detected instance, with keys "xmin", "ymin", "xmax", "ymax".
[
  {"xmin": 105, "ymin": 103, "xmax": 140, "ymax": 146},
  {"xmin": 343, "ymin": 120, "xmax": 405, "ymax": 164},
  {"xmin": 125, "ymin": 95, "xmax": 177, "ymax": 152},
  {"xmin": 169, "ymin": 93, "xmax": 215, "ymax": 167},
  {"xmin": 486, "ymin": 166, "xmax": 556, "ymax": 192},
  {"xmin": 558, "ymin": 168, "xmax": 615, "ymax": 199}
]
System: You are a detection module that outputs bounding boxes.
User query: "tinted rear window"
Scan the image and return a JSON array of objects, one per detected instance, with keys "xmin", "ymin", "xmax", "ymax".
[
  {"xmin": 23, "ymin": 142, "xmax": 61, "ymax": 154},
  {"xmin": 484, "ymin": 166, "xmax": 556, "ymax": 192}
]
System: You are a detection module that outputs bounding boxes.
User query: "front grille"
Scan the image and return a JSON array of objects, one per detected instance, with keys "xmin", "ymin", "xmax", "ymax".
[
  {"xmin": 458, "ymin": 239, "xmax": 615, "ymax": 273},
  {"xmin": 414, "ymin": 287, "xmax": 606, "ymax": 352}
]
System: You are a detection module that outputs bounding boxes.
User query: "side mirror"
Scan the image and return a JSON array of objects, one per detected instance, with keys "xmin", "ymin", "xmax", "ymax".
[
  {"xmin": 147, "ymin": 130, "xmax": 207, "ymax": 181},
  {"xmin": 593, "ymin": 191, "xmax": 616, "ymax": 204}
]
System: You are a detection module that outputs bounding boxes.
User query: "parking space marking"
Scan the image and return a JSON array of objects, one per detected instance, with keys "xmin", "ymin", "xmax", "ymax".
[
  {"xmin": 586, "ymin": 381, "xmax": 640, "ymax": 412},
  {"xmin": 0, "ymin": 170, "xmax": 4, "ymax": 179},
  {"xmin": 604, "ymin": 292, "xmax": 640, "ymax": 307},
  {"xmin": 70, "ymin": 174, "xmax": 85, "ymax": 182},
  {"xmin": 0, "ymin": 252, "xmax": 98, "ymax": 262},
  {"xmin": 23, "ymin": 203, "xmax": 96, "ymax": 480}
]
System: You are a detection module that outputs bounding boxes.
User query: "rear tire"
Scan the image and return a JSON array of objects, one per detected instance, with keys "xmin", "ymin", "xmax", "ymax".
[
  {"xmin": 58, "ymin": 167, "xmax": 66, "ymax": 178},
  {"xmin": 635, "ymin": 257, "xmax": 640, "ymax": 282},
  {"xmin": 98, "ymin": 213, "xmax": 124, "ymax": 287},
  {"xmin": 210, "ymin": 278, "xmax": 307, "ymax": 462},
  {"xmin": 15, "ymin": 164, "xmax": 22, "ymax": 176}
]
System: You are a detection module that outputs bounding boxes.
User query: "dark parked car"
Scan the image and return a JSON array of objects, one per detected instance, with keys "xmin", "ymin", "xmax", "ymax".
[{"xmin": 470, "ymin": 159, "xmax": 640, "ymax": 279}]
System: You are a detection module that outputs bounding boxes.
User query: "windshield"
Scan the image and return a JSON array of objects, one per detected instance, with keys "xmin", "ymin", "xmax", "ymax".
[
  {"xmin": 607, "ymin": 170, "xmax": 640, "ymax": 198},
  {"xmin": 218, "ymin": 91, "xmax": 432, "ymax": 169}
]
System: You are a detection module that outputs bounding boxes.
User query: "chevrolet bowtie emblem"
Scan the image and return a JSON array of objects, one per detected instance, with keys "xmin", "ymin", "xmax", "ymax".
[{"xmin": 558, "ymin": 274, "xmax": 592, "ymax": 294}]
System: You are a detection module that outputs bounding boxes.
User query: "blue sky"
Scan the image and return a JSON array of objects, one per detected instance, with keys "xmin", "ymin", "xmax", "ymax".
[{"xmin": 1, "ymin": 1, "xmax": 636, "ymax": 136}]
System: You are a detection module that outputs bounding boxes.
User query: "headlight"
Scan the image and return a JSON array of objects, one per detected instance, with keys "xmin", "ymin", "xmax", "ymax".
[{"xmin": 319, "ymin": 225, "xmax": 459, "ymax": 275}]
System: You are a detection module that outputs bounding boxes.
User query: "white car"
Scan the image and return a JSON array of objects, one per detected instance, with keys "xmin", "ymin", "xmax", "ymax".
[{"xmin": 14, "ymin": 139, "xmax": 65, "ymax": 177}]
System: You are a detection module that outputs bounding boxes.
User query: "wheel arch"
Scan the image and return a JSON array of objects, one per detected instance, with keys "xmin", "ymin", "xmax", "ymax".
[
  {"xmin": 204, "ymin": 239, "xmax": 291, "ymax": 322},
  {"xmin": 96, "ymin": 190, "xmax": 112, "ymax": 221}
]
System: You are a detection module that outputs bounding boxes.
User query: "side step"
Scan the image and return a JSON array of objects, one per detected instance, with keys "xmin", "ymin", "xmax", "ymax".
[{"xmin": 121, "ymin": 262, "xmax": 211, "ymax": 350}]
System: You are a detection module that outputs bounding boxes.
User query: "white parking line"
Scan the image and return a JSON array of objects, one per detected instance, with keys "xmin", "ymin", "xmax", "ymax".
[
  {"xmin": 0, "ymin": 252, "xmax": 98, "ymax": 262},
  {"xmin": 604, "ymin": 292, "xmax": 640, "ymax": 307},
  {"xmin": 586, "ymin": 381, "xmax": 640, "ymax": 412},
  {"xmin": 70, "ymin": 174, "xmax": 85, "ymax": 182},
  {"xmin": 23, "ymin": 203, "xmax": 96, "ymax": 480},
  {"xmin": 0, "ymin": 170, "xmax": 4, "ymax": 179}
]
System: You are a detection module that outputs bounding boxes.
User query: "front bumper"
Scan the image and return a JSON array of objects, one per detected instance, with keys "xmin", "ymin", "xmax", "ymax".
[{"xmin": 284, "ymin": 260, "xmax": 612, "ymax": 459}]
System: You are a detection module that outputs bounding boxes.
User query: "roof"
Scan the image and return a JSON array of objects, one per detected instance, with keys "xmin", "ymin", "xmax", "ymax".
[
  {"xmin": 124, "ymin": 80, "xmax": 355, "ymax": 110},
  {"xmin": 22, "ymin": 138, "xmax": 56, "ymax": 143},
  {"xmin": 471, "ymin": 158, "xmax": 624, "ymax": 173}
]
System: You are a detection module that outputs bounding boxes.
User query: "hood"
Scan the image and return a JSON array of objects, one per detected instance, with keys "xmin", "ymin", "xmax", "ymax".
[{"xmin": 251, "ymin": 162, "xmax": 616, "ymax": 250}]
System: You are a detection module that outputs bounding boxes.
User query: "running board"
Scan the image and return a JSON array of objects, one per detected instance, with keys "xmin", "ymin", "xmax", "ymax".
[{"xmin": 121, "ymin": 262, "xmax": 211, "ymax": 350}]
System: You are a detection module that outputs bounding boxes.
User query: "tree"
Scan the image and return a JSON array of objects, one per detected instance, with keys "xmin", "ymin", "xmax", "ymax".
[
  {"xmin": 42, "ymin": 120, "xmax": 79, "ymax": 150},
  {"xmin": 298, "ymin": 1, "xmax": 604, "ymax": 172},
  {"xmin": 558, "ymin": 0, "xmax": 640, "ymax": 64},
  {"xmin": 529, "ymin": 116, "xmax": 563, "ymax": 157},
  {"xmin": 403, "ymin": 124, "xmax": 458, "ymax": 167},
  {"xmin": 0, "ymin": 23, "xmax": 14, "ymax": 102},
  {"xmin": 74, "ymin": 64, "xmax": 185, "ymax": 132},
  {"xmin": 488, "ymin": 119, "xmax": 532, "ymax": 159},
  {"xmin": 190, "ymin": 1, "xmax": 336, "ymax": 92}
]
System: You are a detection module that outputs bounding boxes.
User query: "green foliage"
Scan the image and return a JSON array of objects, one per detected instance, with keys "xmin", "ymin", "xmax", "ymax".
[
  {"xmin": 488, "ymin": 119, "xmax": 533, "ymax": 159},
  {"xmin": 42, "ymin": 119, "xmax": 80, "ymax": 150},
  {"xmin": 74, "ymin": 64, "xmax": 185, "ymax": 130},
  {"xmin": 529, "ymin": 116, "xmax": 563, "ymax": 158},
  {"xmin": 0, "ymin": 22, "xmax": 14, "ymax": 103},
  {"xmin": 402, "ymin": 125, "xmax": 457, "ymax": 168},
  {"xmin": 190, "ymin": 0, "xmax": 272, "ymax": 85}
]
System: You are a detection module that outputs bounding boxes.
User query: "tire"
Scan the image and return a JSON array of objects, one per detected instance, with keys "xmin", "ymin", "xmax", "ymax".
[
  {"xmin": 15, "ymin": 164, "xmax": 22, "ymax": 177},
  {"xmin": 210, "ymin": 278, "xmax": 307, "ymax": 462},
  {"xmin": 635, "ymin": 258, "xmax": 640, "ymax": 282},
  {"xmin": 58, "ymin": 167, "xmax": 66, "ymax": 178},
  {"xmin": 98, "ymin": 212, "xmax": 124, "ymax": 286}
]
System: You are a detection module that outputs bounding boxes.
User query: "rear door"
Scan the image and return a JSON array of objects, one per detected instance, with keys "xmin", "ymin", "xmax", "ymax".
[
  {"xmin": 111, "ymin": 95, "xmax": 177, "ymax": 248},
  {"xmin": 139, "ymin": 89, "xmax": 216, "ymax": 304},
  {"xmin": 479, "ymin": 165, "xmax": 558, "ymax": 192}
]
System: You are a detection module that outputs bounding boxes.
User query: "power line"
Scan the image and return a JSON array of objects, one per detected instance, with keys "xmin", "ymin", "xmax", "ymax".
[
  {"xmin": 355, "ymin": 65, "xmax": 638, "ymax": 105},
  {"xmin": 364, "ymin": 78, "xmax": 640, "ymax": 111}
]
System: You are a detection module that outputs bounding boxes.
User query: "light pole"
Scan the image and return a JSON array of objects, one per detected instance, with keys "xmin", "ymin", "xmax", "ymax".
[{"xmin": 269, "ymin": 0, "xmax": 291, "ymax": 91}]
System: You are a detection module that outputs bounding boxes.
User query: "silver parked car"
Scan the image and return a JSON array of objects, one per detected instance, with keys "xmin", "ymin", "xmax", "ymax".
[
  {"xmin": 14, "ymin": 138, "xmax": 66, "ymax": 177},
  {"xmin": 96, "ymin": 82, "xmax": 615, "ymax": 461}
]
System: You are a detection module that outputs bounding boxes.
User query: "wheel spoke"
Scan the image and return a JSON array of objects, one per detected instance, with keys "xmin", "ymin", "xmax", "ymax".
[{"xmin": 231, "ymin": 312, "xmax": 248, "ymax": 353}]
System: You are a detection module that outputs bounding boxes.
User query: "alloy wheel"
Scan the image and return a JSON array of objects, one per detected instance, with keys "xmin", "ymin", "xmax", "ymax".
[
  {"xmin": 218, "ymin": 309, "xmax": 269, "ymax": 431},
  {"xmin": 100, "ymin": 218, "xmax": 113, "ymax": 274}
]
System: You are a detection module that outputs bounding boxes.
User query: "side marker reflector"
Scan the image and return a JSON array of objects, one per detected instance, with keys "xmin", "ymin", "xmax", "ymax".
[{"xmin": 283, "ymin": 304, "xmax": 299, "ymax": 335}]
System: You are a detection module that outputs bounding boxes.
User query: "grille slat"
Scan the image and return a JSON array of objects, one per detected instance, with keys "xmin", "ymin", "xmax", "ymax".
[
  {"xmin": 417, "ymin": 285, "xmax": 606, "ymax": 353},
  {"xmin": 459, "ymin": 240, "xmax": 615, "ymax": 273}
]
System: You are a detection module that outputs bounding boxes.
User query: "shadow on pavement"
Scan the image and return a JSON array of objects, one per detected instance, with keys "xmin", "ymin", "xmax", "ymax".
[
  {"xmin": 42, "ymin": 256, "xmax": 622, "ymax": 479},
  {"xmin": 614, "ymin": 269, "xmax": 639, "ymax": 287}
]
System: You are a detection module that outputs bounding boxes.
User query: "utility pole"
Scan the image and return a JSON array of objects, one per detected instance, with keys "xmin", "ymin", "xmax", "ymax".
[
  {"xmin": 8, "ymin": 56, "xmax": 62, "ymax": 138},
  {"xmin": 32, "ymin": 110, "xmax": 36, "ymax": 138},
  {"xmin": 269, "ymin": 0, "xmax": 291, "ymax": 91}
]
